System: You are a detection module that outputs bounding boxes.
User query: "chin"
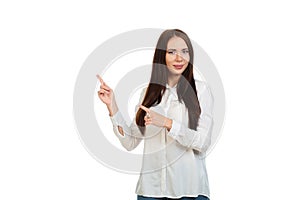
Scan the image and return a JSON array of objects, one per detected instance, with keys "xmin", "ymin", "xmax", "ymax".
[{"xmin": 170, "ymin": 70, "xmax": 185, "ymax": 76}]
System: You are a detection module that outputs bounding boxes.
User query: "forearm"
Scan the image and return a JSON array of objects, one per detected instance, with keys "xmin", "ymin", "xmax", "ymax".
[
  {"xmin": 167, "ymin": 117, "xmax": 213, "ymax": 152},
  {"xmin": 110, "ymin": 110, "xmax": 142, "ymax": 151}
]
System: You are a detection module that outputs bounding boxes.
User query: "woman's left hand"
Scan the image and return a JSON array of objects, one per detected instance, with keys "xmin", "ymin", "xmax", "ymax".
[{"xmin": 139, "ymin": 105, "xmax": 172, "ymax": 130}]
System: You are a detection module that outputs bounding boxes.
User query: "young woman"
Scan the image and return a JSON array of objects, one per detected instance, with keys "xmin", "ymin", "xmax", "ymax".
[{"xmin": 97, "ymin": 29, "xmax": 214, "ymax": 200}]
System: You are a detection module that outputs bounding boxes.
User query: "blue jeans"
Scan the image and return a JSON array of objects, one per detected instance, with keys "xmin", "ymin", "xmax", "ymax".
[{"xmin": 137, "ymin": 195, "xmax": 209, "ymax": 200}]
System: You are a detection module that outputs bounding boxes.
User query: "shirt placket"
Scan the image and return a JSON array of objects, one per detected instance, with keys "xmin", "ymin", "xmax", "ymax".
[
  {"xmin": 161, "ymin": 130, "xmax": 167, "ymax": 193},
  {"xmin": 161, "ymin": 88, "xmax": 173, "ymax": 194}
]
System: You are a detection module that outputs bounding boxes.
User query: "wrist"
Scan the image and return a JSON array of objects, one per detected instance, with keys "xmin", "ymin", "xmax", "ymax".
[
  {"xmin": 165, "ymin": 118, "xmax": 173, "ymax": 131},
  {"xmin": 107, "ymin": 102, "xmax": 118, "ymax": 116}
]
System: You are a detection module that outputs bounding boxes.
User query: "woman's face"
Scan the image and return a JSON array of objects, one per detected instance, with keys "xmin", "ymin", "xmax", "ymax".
[{"xmin": 165, "ymin": 36, "xmax": 190, "ymax": 76}]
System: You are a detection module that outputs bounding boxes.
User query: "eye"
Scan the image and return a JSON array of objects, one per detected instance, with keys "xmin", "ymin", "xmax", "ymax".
[
  {"xmin": 182, "ymin": 49, "xmax": 189, "ymax": 54},
  {"xmin": 167, "ymin": 50, "xmax": 176, "ymax": 55}
]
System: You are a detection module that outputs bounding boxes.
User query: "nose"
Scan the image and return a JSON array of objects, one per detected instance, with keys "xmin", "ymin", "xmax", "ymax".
[{"xmin": 175, "ymin": 53, "xmax": 183, "ymax": 61}]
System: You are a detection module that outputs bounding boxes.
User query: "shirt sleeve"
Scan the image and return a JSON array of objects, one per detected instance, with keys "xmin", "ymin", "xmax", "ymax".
[
  {"xmin": 109, "ymin": 88, "xmax": 147, "ymax": 151},
  {"xmin": 167, "ymin": 82, "xmax": 214, "ymax": 153}
]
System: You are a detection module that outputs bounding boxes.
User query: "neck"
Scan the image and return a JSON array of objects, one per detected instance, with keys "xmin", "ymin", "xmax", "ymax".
[{"xmin": 167, "ymin": 74, "xmax": 180, "ymax": 87}]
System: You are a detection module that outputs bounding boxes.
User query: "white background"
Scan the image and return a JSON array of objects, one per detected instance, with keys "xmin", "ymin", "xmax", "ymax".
[{"xmin": 1, "ymin": 0, "xmax": 299, "ymax": 199}]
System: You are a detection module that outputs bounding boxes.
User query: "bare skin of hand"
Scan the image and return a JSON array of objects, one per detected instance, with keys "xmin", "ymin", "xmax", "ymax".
[
  {"xmin": 96, "ymin": 75, "xmax": 124, "ymax": 135},
  {"xmin": 139, "ymin": 105, "xmax": 173, "ymax": 131},
  {"xmin": 96, "ymin": 74, "xmax": 118, "ymax": 116}
]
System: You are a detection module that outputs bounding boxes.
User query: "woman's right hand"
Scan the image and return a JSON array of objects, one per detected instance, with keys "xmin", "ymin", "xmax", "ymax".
[
  {"xmin": 96, "ymin": 74, "xmax": 113, "ymax": 105},
  {"xmin": 96, "ymin": 74, "xmax": 118, "ymax": 116}
]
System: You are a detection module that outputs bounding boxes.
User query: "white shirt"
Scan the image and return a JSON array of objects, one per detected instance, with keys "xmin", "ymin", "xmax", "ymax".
[{"xmin": 110, "ymin": 80, "xmax": 214, "ymax": 199}]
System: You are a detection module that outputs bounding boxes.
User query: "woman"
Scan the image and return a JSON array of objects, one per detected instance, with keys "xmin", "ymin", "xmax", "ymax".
[{"xmin": 97, "ymin": 29, "xmax": 214, "ymax": 200}]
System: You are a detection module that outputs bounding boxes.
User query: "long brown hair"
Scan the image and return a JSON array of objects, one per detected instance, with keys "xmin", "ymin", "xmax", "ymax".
[{"xmin": 136, "ymin": 29, "xmax": 201, "ymax": 135}]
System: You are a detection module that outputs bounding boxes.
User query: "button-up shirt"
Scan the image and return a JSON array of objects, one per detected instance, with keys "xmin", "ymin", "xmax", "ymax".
[{"xmin": 110, "ymin": 80, "xmax": 214, "ymax": 199}]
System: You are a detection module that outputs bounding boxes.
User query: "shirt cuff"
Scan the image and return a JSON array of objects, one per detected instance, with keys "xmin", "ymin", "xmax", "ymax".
[
  {"xmin": 167, "ymin": 120, "xmax": 182, "ymax": 138},
  {"xmin": 110, "ymin": 111, "xmax": 126, "ymax": 138}
]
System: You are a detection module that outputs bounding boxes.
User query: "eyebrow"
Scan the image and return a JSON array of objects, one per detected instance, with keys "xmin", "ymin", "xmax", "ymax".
[{"xmin": 167, "ymin": 48, "xmax": 189, "ymax": 51}]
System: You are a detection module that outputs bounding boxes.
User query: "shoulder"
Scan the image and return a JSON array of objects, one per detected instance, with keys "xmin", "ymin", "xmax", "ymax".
[
  {"xmin": 141, "ymin": 86, "xmax": 148, "ymax": 97},
  {"xmin": 138, "ymin": 86, "xmax": 148, "ymax": 103},
  {"xmin": 195, "ymin": 79, "xmax": 211, "ymax": 94},
  {"xmin": 195, "ymin": 79, "xmax": 214, "ymax": 105}
]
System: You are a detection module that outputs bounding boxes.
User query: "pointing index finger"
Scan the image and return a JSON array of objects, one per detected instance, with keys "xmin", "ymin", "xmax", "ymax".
[
  {"xmin": 96, "ymin": 74, "xmax": 104, "ymax": 85},
  {"xmin": 139, "ymin": 105, "xmax": 150, "ymax": 113}
]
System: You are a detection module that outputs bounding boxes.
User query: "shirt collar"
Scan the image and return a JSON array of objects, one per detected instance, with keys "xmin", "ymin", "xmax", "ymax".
[
  {"xmin": 166, "ymin": 83, "xmax": 177, "ymax": 89},
  {"xmin": 165, "ymin": 83, "xmax": 178, "ymax": 98}
]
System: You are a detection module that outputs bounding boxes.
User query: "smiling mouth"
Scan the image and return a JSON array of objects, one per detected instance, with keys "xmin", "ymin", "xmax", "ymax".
[{"xmin": 173, "ymin": 65, "xmax": 184, "ymax": 69}]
